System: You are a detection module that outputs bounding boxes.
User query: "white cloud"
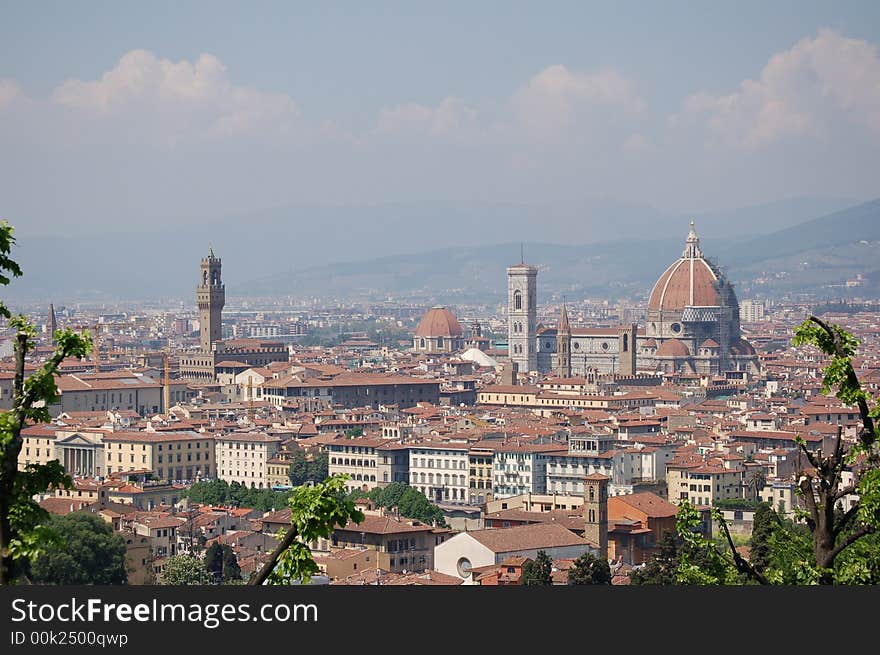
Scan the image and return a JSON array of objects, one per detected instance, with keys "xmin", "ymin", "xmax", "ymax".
[
  {"xmin": 0, "ymin": 79, "xmax": 22, "ymax": 110},
  {"xmin": 51, "ymin": 49, "xmax": 299, "ymax": 139},
  {"xmin": 511, "ymin": 65, "xmax": 645, "ymax": 139},
  {"xmin": 684, "ymin": 29, "xmax": 880, "ymax": 147},
  {"xmin": 374, "ymin": 97, "xmax": 477, "ymax": 137},
  {"xmin": 623, "ymin": 133, "xmax": 653, "ymax": 153}
]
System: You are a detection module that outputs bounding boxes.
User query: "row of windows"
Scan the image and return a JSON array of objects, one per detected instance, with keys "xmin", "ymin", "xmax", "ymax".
[
  {"xmin": 330, "ymin": 458, "xmax": 376, "ymax": 467},
  {"xmin": 412, "ymin": 458, "xmax": 466, "ymax": 469},
  {"xmin": 411, "ymin": 472, "xmax": 467, "ymax": 486},
  {"xmin": 416, "ymin": 486, "xmax": 465, "ymax": 500},
  {"xmin": 157, "ymin": 452, "xmax": 202, "ymax": 463},
  {"xmin": 156, "ymin": 466, "xmax": 209, "ymax": 479},
  {"xmin": 331, "ymin": 446, "xmax": 374, "ymax": 454}
]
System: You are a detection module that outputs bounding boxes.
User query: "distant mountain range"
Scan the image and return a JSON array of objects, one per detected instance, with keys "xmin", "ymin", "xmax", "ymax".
[{"xmin": 5, "ymin": 195, "xmax": 876, "ymax": 305}]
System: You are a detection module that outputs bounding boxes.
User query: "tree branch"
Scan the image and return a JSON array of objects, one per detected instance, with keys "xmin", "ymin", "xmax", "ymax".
[
  {"xmin": 798, "ymin": 442, "xmax": 819, "ymax": 471},
  {"xmin": 249, "ymin": 526, "xmax": 299, "ymax": 586},
  {"xmin": 833, "ymin": 484, "xmax": 859, "ymax": 502},
  {"xmin": 832, "ymin": 501, "xmax": 860, "ymax": 539},
  {"xmin": 798, "ymin": 474, "xmax": 818, "ymax": 531},
  {"xmin": 718, "ymin": 515, "xmax": 769, "ymax": 585},
  {"xmin": 829, "ymin": 525, "xmax": 875, "ymax": 562}
]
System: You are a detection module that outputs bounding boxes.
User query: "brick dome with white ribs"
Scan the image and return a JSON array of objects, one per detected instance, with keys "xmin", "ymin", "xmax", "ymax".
[
  {"xmin": 413, "ymin": 306, "xmax": 465, "ymax": 355},
  {"xmin": 643, "ymin": 222, "xmax": 759, "ymax": 376}
]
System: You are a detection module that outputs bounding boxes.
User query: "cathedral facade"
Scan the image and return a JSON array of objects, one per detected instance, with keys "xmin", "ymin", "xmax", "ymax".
[{"xmin": 511, "ymin": 223, "xmax": 759, "ymax": 377}]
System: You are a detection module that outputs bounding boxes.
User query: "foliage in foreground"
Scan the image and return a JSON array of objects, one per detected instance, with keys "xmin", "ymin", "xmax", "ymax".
[
  {"xmin": 29, "ymin": 513, "xmax": 127, "ymax": 585},
  {"xmin": 0, "ymin": 220, "xmax": 93, "ymax": 585},
  {"xmin": 251, "ymin": 475, "xmax": 364, "ymax": 585}
]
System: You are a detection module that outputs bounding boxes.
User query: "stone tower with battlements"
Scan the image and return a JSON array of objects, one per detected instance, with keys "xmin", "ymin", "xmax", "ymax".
[{"xmin": 197, "ymin": 247, "xmax": 225, "ymax": 353}]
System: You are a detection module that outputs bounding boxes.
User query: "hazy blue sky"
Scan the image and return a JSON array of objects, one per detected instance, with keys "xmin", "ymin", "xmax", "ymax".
[{"xmin": 2, "ymin": 1, "xmax": 879, "ymax": 238}]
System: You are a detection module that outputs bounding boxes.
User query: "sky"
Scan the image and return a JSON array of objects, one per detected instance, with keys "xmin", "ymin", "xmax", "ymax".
[{"xmin": 1, "ymin": 0, "xmax": 880, "ymax": 240}]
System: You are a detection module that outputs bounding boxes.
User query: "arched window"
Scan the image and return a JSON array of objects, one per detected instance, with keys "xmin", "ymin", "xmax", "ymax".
[
  {"xmin": 420, "ymin": 338, "xmax": 426, "ymax": 349},
  {"xmin": 514, "ymin": 290, "xmax": 522, "ymax": 310},
  {"xmin": 437, "ymin": 336, "xmax": 444, "ymax": 348},
  {"xmin": 623, "ymin": 333, "xmax": 629, "ymax": 352}
]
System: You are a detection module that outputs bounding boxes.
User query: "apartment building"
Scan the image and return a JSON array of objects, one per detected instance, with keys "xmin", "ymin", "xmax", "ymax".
[
  {"xmin": 326, "ymin": 437, "xmax": 385, "ymax": 493},
  {"xmin": 492, "ymin": 443, "xmax": 568, "ymax": 498},
  {"xmin": 667, "ymin": 462, "xmax": 744, "ymax": 506},
  {"xmin": 408, "ymin": 442, "xmax": 470, "ymax": 505},
  {"xmin": 215, "ymin": 432, "xmax": 281, "ymax": 489},
  {"xmin": 103, "ymin": 430, "xmax": 215, "ymax": 481}
]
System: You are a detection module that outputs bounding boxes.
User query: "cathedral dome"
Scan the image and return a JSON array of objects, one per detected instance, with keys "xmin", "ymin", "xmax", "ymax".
[
  {"xmin": 656, "ymin": 339, "xmax": 691, "ymax": 358},
  {"xmin": 414, "ymin": 306, "xmax": 463, "ymax": 338},
  {"xmin": 648, "ymin": 222, "xmax": 724, "ymax": 312}
]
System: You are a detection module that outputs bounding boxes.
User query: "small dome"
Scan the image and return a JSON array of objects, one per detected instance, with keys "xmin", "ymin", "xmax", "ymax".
[
  {"xmin": 644, "ymin": 338, "xmax": 657, "ymax": 348},
  {"xmin": 656, "ymin": 339, "xmax": 691, "ymax": 358},
  {"xmin": 730, "ymin": 338, "xmax": 756, "ymax": 356},
  {"xmin": 414, "ymin": 306, "xmax": 463, "ymax": 338},
  {"xmin": 700, "ymin": 338, "xmax": 720, "ymax": 349}
]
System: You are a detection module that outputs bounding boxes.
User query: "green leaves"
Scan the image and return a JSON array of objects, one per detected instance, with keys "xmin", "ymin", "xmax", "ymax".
[
  {"xmin": 0, "ymin": 221, "xmax": 23, "ymax": 319},
  {"xmin": 856, "ymin": 468, "xmax": 880, "ymax": 526},
  {"xmin": 360, "ymin": 481, "xmax": 448, "ymax": 527},
  {"xmin": 568, "ymin": 551, "xmax": 611, "ymax": 585},
  {"xmin": 30, "ymin": 513, "xmax": 128, "ymax": 585},
  {"xmin": 266, "ymin": 474, "xmax": 364, "ymax": 585},
  {"xmin": 521, "ymin": 550, "xmax": 553, "ymax": 586},
  {"xmin": 674, "ymin": 501, "xmax": 738, "ymax": 585},
  {"xmin": 159, "ymin": 555, "xmax": 213, "ymax": 585},
  {"xmin": 793, "ymin": 319, "xmax": 859, "ymax": 358}
]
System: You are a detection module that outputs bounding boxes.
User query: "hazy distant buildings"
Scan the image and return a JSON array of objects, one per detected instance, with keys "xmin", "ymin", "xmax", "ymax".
[
  {"xmin": 740, "ymin": 299, "xmax": 766, "ymax": 323},
  {"xmin": 523, "ymin": 223, "xmax": 759, "ymax": 377}
]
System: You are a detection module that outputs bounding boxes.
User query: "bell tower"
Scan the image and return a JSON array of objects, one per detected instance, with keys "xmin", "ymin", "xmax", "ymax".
[
  {"xmin": 584, "ymin": 474, "xmax": 609, "ymax": 562},
  {"xmin": 507, "ymin": 255, "xmax": 538, "ymax": 374},
  {"xmin": 555, "ymin": 301, "xmax": 571, "ymax": 377},
  {"xmin": 197, "ymin": 247, "xmax": 225, "ymax": 353}
]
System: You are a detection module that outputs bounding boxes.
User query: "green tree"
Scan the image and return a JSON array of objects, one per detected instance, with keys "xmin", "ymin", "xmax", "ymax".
[
  {"xmin": 568, "ymin": 551, "xmax": 611, "ymax": 585},
  {"xmin": 744, "ymin": 467, "xmax": 767, "ymax": 503},
  {"xmin": 521, "ymin": 550, "xmax": 553, "ymax": 586},
  {"xmin": 0, "ymin": 221, "xmax": 92, "ymax": 585},
  {"xmin": 159, "ymin": 555, "xmax": 212, "ymax": 585},
  {"xmin": 288, "ymin": 449, "xmax": 328, "ymax": 487},
  {"xmin": 749, "ymin": 502, "xmax": 776, "ymax": 573},
  {"xmin": 182, "ymin": 480, "xmax": 292, "ymax": 512},
  {"xmin": 29, "ymin": 513, "xmax": 127, "ymax": 585},
  {"xmin": 630, "ymin": 531, "xmax": 681, "ymax": 585},
  {"xmin": 249, "ymin": 475, "xmax": 364, "ymax": 585},
  {"xmin": 204, "ymin": 542, "xmax": 241, "ymax": 583},
  {"xmin": 670, "ymin": 318, "xmax": 880, "ymax": 585},
  {"xmin": 361, "ymin": 482, "xmax": 447, "ymax": 527}
]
